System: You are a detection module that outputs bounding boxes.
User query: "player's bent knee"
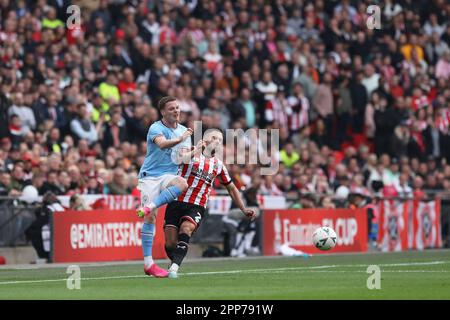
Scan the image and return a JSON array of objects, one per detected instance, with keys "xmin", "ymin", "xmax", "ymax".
[
  {"xmin": 167, "ymin": 177, "xmax": 188, "ymax": 192},
  {"xmin": 179, "ymin": 222, "xmax": 195, "ymax": 236},
  {"xmin": 176, "ymin": 177, "xmax": 188, "ymax": 192}
]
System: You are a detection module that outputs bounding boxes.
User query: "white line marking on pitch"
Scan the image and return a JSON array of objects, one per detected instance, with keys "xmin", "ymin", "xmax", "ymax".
[
  {"xmin": 0, "ymin": 275, "xmax": 145, "ymax": 285},
  {"xmin": 0, "ymin": 261, "xmax": 449, "ymax": 285}
]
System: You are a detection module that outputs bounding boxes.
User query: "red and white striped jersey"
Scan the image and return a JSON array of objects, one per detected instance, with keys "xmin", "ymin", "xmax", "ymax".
[
  {"xmin": 177, "ymin": 154, "xmax": 232, "ymax": 208},
  {"xmin": 287, "ymin": 95, "xmax": 310, "ymax": 131},
  {"xmin": 265, "ymin": 97, "xmax": 289, "ymax": 127}
]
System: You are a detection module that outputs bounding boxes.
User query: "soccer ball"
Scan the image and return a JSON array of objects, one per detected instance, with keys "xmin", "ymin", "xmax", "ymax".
[{"xmin": 312, "ymin": 227, "xmax": 337, "ymax": 251}]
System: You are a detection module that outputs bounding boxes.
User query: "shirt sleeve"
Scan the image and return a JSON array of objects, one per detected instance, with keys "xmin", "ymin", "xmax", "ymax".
[
  {"xmin": 148, "ymin": 123, "xmax": 164, "ymax": 143},
  {"xmin": 218, "ymin": 164, "xmax": 232, "ymax": 186}
]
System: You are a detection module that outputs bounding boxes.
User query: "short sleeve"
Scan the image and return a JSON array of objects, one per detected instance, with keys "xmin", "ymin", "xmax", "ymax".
[
  {"xmin": 148, "ymin": 123, "xmax": 163, "ymax": 143},
  {"xmin": 218, "ymin": 164, "xmax": 232, "ymax": 186}
]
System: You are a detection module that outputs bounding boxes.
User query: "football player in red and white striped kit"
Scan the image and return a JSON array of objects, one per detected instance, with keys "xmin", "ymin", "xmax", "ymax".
[{"xmin": 164, "ymin": 129, "xmax": 256, "ymax": 278}]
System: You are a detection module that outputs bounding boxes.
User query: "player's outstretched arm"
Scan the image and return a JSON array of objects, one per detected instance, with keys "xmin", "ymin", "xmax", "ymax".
[
  {"xmin": 175, "ymin": 139, "xmax": 205, "ymax": 165},
  {"xmin": 154, "ymin": 128, "xmax": 193, "ymax": 149},
  {"xmin": 225, "ymin": 182, "xmax": 256, "ymax": 221}
]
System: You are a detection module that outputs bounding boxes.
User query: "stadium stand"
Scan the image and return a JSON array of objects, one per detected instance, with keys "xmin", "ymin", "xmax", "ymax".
[{"xmin": 1, "ymin": 0, "xmax": 450, "ymax": 206}]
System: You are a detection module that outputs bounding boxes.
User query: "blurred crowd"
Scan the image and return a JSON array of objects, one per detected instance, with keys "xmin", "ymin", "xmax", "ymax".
[{"xmin": 1, "ymin": 0, "xmax": 450, "ymax": 206}]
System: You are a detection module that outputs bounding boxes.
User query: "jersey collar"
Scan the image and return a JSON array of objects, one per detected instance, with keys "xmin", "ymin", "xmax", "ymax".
[{"xmin": 161, "ymin": 119, "xmax": 178, "ymax": 129}]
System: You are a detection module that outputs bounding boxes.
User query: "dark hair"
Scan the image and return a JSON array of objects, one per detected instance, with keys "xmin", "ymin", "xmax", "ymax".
[{"xmin": 158, "ymin": 96, "xmax": 177, "ymax": 111}]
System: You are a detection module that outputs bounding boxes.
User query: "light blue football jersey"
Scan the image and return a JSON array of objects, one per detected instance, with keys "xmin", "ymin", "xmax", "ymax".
[{"xmin": 138, "ymin": 121, "xmax": 191, "ymax": 178}]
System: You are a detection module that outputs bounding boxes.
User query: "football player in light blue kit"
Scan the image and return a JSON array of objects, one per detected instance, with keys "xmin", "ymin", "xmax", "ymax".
[{"xmin": 137, "ymin": 96, "xmax": 193, "ymax": 278}]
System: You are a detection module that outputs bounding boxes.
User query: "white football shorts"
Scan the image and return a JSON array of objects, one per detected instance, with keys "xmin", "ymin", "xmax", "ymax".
[{"xmin": 138, "ymin": 174, "xmax": 178, "ymax": 208}]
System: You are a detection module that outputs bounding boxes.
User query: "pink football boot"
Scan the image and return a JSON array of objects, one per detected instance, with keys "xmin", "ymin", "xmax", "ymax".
[
  {"xmin": 136, "ymin": 206, "xmax": 151, "ymax": 218},
  {"xmin": 144, "ymin": 264, "xmax": 169, "ymax": 278}
]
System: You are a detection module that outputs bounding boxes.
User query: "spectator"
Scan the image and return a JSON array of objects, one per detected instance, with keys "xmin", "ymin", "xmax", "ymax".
[
  {"xmin": 41, "ymin": 7, "xmax": 64, "ymax": 30},
  {"xmin": 117, "ymin": 68, "xmax": 137, "ymax": 94},
  {"xmin": 69, "ymin": 194, "xmax": 89, "ymax": 211},
  {"xmin": 98, "ymin": 72, "xmax": 120, "ymax": 110},
  {"xmin": 0, "ymin": 169, "xmax": 11, "ymax": 196},
  {"xmin": 412, "ymin": 176, "xmax": 426, "ymax": 199},
  {"xmin": 259, "ymin": 175, "xmax": 283, "ymax": 196},
  {"xmin": 435, "ymin": 50, "xmax": 450, "ymax": 80},
  {"xmin": 8, "ymin": 93, "xmax": 36, "ymax": 132},
  {"xmin": 45, "ymin": 127, "xmax": 62, "ymax": 154},
  {"xmin": 102, "ymin": 110, "xmax": 128, "ymax": 150},
  {"xmin": 335, "ymin": 175, "xmax": 351, "ymax": 199},
  {"xmin": 108, "ymin": 168, "xmax": 130, "ymax": 195},
  {"xmin": 234, "ymin": 88, "xmax": 257, "ymax": 129},
  {"xmin": 423, "ymin": 115, "xmax": 446, "ymax": 160},
  {"xmin": 400, "ymin": 34, "xmax": 425, "ymax": 62},
  {"xmin": 70, "ymin": 103, "xmax": 104, "ymax": 145},
  {"xmin": 216, "ymin": 65, "xmax": 239, "ymax": 94},
  {"xmin": 425, "ymin": 32, "xmax": 449, "ymax": 65},
  {"xmin": 8, "ymin": 115, "xmax": 29, "ymax": 145},
  {"xmin": 391, "ymin": 121, "xmax": 411, "ymax": 159},
  {"xmin": 362, "ymin": 64, "xmax": 380, "ymax": 97},
  {"xmin": 90, "ymin": 0, "xmax": 112, "ymax": 33},
  {"xmin": 9, "ymin": 162, "xmax": 32, "ymax": 195},
  {"xmin": 310, "ymin": 119, "xmax": 329, "ymax": 149},
  {"xmin": 320, "ymin": 195, "xmax": 336, "ymax": 209},
  {"xmin": 287, "ymin": 83, "xmax": 310, "ymax": 142},
  {"xmin": 423, "ymin": 14, "xmax": 445, "ymax": 37},
  {"xmin": 25, "ymin": 192, "xmax": 61, "ymax": 262},
  {"xmin": 312, "ymin": 72, "xmax": 334, "ymax": 133},
  {"xmin": 33, "ymin": 92, "xmax": 68, "ymax": 132},
  {"xmin": 255, "ymin": 71, "xmax": 278, "ymax": 107},
  {"xmin": 350, "ymin": 71, "xmax": 368, "ymax": 133},
  {"xmin": 124, "ymin": 104, "xmax": 149, "ymax": 144},
  {"xmin": 336, "ymin": 75, "xmax": 352, "ymax": 145},
  {"xmin": 395, "ymin": 172, "xmax": 413, "ymax": 198},
  {"xmin": 204, "ymin": 41, "xmax": 222, "ymax": 73},
  {"xmin": 298, "ymin": 193, "xmax": 317, "ymax": 209},
  {"xmin": 298, "ymin": 16, "xmax": 320, "ymax": 41},
  {"xmin": 265, "ymin": 86, "xmax": 289, "ymax": 128},
  {"xmin": 374, "ymin": 97, "xmax": 398, "ymax": 155},
  {"xmin": 279, "ymin": 141, "xmax": 300, "ymax": 169},
  {"xmin": 40, "ymin": 170, "xmax": 64, "ymax": 195}
]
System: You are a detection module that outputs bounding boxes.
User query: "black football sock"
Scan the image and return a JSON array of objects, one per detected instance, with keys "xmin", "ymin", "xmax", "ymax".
[
  {"xmin": 165, "ymin": 244, "xmax": 174, "ymax": 262},
  {"xmin": 171, "ymin": 233, "xmax": 190, "ymax": 268}
]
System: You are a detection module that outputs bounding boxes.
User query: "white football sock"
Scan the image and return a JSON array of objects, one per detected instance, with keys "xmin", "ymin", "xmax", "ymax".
[
  {"xmin": 244, "ymin": 231, "xmax": 256, "ymax": 251},
  {"xmin": 169, "ymin": 263, "xmax": 179, "ymax": 273},
  {"xmin": 144, "ymin": 256, "xmax": 154, "ymax": 267},
  {"xmin": 148, "ymin": 202, "xmax": 156, "ymax": 211}
]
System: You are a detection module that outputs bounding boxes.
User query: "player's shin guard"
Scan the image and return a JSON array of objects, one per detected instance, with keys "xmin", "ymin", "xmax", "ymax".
[
  {"xmin": 153, "ymin": 185, "xmax": 183, "ymax": 208},
  {"xmin": 141, "ymin": 222, "xmax": 154, "ymax": 266},
  {"xmin": 171, "ymin": 233, "xmax": 190, "ymax": 267}
]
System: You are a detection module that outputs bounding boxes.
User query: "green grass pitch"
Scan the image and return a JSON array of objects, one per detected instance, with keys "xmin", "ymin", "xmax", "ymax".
[{"xmin": 0, "ymin": 250, "xmax": 449, "ymax": 299}]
